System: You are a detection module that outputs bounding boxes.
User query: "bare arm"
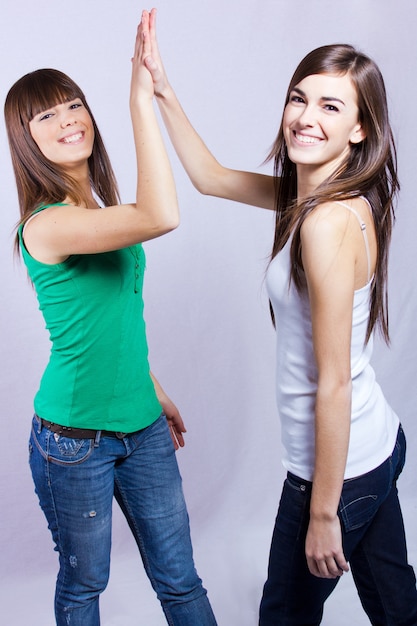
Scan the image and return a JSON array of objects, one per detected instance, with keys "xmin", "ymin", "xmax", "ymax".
[
  {"xmin": 24, "ymin": 11, "xmax": 179, "ymax": 263},
  {"xmin": 144, "ymin": 9, "xmax": 276, "ymax": 210},
  {"xmin": 301, "ymin": 203, "xmax": 360, "ymax": 579}
]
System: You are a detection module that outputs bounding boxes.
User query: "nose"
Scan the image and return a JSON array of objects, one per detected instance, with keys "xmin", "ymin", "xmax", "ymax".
[
  {"xmin": 297, "ymin": 104, "xmax": 316, "ymax": 128},
  {"xmin": 60, "ymin": 110, "xmax": 77, "ymax": 128}
]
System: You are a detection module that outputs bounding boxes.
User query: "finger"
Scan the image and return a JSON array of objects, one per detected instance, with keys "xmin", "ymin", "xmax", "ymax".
[
  {"xmin": 140, "ymin": 14, "xmax": 152, "ymax": 59},
  {"xmin": 148, "ymin": 8, "xmax": 162, "ymax": 62},
  {"xmin": 132, "ymin": 23, "xmax": 141, "ymax": 61},
  {"xmin": 132, "ymin": 13, "xmax": 145, "ymax": 61},
  {"xmin": 169, "ymin": 424, "xmax": 185, "ymax": 449},
  {"xmin": 308, "ymin": 557, "xmax": 338, "ymax": 579},
  {"xmin": 149, "ymin": 7, "xmax": 157, "ymax": 33},
  {"xmin": 335, "ymin": 555, "xmax": 349, "ymax": 573},
  {"xmin": 307, "ymin": 557, "xmax": 321, "ymax": 578},
  {"xmin": 169, "ymin": 428, "xmax": 179, "ymax": 450},
  {"xmin": 327, "ymin": 558, "xmax": 344, "ymax": 578},
  {"xmin": 132, "ymin": 11, "xmax": 149, "ymax": 60},
  {"xmin": 141, "ymin": 9, "xmax": 150, "ymax": 32},
  {"xmin": 174, "ymin": 428, "xmax": 185, "ymax": 447},
  {"xmin": 144, "ymin": 54, "xmax": 159, "ymax": 76}
]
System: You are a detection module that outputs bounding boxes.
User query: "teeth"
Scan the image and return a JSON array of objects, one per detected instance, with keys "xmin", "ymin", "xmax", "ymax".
[
  {"xmin": 295, "ymin": 133, "xmax": 321, "ymax": 144},
  {"xmin": 62, "ymin": 132, "xmax": 83, "ymax": 144}
]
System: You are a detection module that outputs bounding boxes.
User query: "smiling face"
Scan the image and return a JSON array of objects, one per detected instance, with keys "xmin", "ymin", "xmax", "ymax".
[
  {"xmin": 29, "ymin": 98, "xmax": 95, "ymax": 173},
  {"xmin": 283, "ymin": 72, "xmax": 365, "ymax": 186}
]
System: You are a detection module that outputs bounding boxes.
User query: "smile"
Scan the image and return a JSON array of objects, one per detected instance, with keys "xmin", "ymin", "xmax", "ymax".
[
  {"xmin": 293, "ymin": 132, "xmax": 322, "ymax": 145},
  {"xmin": 60, "ymin": 132, "xmax": 84, "ymax": 144}
]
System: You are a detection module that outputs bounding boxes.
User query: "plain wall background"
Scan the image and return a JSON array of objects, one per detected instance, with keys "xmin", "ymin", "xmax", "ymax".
[{"xmin": 1, "ymin": 1, "xmax": 416, "ymax": 624}]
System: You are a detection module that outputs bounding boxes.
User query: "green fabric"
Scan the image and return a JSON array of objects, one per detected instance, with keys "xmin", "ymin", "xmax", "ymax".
[{"xmin": 18, "ymin": 205, "xmax": 161, "ymax": 431}]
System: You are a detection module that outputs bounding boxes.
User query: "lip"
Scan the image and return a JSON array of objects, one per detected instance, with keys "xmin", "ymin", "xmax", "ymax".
[
  {"xmin": 58, "ymin": 130, "xmax": 85, "ymax": 145},
  {"xmin": 292, "ymin": 131, "xmax": 324, "ymax": 146}
]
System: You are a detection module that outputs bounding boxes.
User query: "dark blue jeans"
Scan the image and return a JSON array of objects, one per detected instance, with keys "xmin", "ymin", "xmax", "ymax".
[
  {"xmin": 259, "ymin": 425, "xmax": 417, "ymax": 625},
  {"xmin": 29, "ymin": 414, "xmax": 217, "ymax": 626}
]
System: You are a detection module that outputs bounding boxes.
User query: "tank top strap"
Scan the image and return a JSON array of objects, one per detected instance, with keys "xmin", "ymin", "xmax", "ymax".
[
  {"xmin": 335, "ymin": 200, "xmax": 372, "ymax": 283},
  {"xmin": 23, "ymin": 210, "xmax": 43, "ymax": 232}
]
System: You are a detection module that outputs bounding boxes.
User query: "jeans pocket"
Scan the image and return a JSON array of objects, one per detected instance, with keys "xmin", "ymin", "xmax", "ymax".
[
  {"xmin": 275, "ymin": 474, "xmax": 312, "ymax": 543},
  {"xmin": 393, "ymin": 424, "xmax": 406, "ymax": 482},
  {"xmin": 338, "ymin": 457, "xmax": 391, "ymax": 532},
  {"xmin": 30, "ymin": 416, "xmax": 94, "ymax": 466}
]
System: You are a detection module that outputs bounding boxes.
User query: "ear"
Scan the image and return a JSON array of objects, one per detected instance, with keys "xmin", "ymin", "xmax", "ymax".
[{"xmin": 350, "ymin": 123, "xmax": 366, "ymax": 145}]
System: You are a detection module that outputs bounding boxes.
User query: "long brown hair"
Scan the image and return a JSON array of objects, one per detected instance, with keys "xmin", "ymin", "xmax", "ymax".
[
  {"xmin": 268, "ymin": 44, "xmax": 398, "ymax": 343},
  {"xmin": 4, "ymin": 68, "xmax": 120, "ymax": 249}
]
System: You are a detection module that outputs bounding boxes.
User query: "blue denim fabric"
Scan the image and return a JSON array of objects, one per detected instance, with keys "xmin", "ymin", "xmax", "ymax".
[
  {"xmin": 29, "ymin": 414, "xmax": 217, "ymax": 626},
  {"xmin": 259, "ymin": 425, "xmax": 417, "ymax": 625}
]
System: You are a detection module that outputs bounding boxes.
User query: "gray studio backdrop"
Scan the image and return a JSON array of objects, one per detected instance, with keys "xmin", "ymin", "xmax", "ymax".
[{"xmin": 1, "ymin": 1, "xmax": 416, "ymax": 624}]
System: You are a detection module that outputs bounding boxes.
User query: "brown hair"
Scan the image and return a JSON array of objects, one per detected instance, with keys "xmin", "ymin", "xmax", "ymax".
[
  {"xmin": 4, "ymin": 68, "xmax": 120, "ymax": 249},
  {"xmin": 268, "ymin": 44, "xmax": 399, "ymax": 343}
]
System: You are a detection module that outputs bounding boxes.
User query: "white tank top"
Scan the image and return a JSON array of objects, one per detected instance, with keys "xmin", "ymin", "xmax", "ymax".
[{"xmin": 266, "ymin": 200, "xmax": 399, "ymax": 480}]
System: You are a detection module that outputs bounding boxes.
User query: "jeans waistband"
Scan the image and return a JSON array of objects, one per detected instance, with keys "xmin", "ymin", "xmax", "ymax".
[
  {"xmin": 287, "ymin": 471, "xmax": 313, "ymax": 490},
  {"xmin": 38, "ymin": 416, "xmax": 130, "ymax": 440}
]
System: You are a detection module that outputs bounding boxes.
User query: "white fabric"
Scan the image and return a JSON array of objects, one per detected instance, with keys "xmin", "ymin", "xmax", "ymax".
[{"xmin": 266, "ymin": 218, "xmax": 399, "ymax": 480}]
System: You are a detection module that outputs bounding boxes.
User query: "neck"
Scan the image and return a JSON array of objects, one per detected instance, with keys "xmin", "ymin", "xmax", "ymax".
[
  {"xmin": 296, "ymin": 149, "xmax": 351, "ymax": 199},
  {"xmin": 65, "ymin": 164, "xmax": 100, "ymax": 209},
  {"xmin": 296, "ymin": 164, "xmax": 330, "ymax": 199}
]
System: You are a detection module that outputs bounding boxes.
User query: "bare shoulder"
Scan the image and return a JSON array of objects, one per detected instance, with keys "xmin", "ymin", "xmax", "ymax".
[
  {"xmin": 301, "ymin": 198, "xmax": 376, "ymax": 289},
  {"xmin": 23, "ymin": 204, "xmax": 85, "ymax": 264},
  {"xmin": 23, "ymin": 203, "xmax": 77, "ymax": 240},
  {"xmin": 301, "ymin": 197, "xmax": 372, "ymax": 242},
  {"xmin": 301, "ymin": 201, "xmax": 351, "ymax": 245}
]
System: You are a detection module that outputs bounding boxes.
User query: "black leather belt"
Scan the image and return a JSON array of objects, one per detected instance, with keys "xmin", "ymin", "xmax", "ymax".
[{"xmin": 40, "ymin": 418, "xmax": 130, "ymax": 440}]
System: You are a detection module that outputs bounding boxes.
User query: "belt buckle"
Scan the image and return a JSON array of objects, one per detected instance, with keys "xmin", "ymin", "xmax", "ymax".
[{"xmin": 115, "ymin": 432, "xmax": 127, "ymax": 439}]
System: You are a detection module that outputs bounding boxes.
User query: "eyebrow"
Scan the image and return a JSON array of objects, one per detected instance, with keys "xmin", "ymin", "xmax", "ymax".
[{"xmin": 291, "ymin": 86, "xmax": 346, "ymax": 106}]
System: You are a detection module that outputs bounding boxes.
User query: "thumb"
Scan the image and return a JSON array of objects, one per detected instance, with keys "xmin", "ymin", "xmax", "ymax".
[{"xmin": 144, "ymin": 54, "xmax": 158, "ymax": 73}]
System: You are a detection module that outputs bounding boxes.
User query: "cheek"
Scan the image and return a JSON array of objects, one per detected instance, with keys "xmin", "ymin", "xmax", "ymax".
[
  {"xmin": 29, "ymin": 125, "xmax": 49, "ymax": 155},
  {"xmin": 283, "ymin": 106, "xmax": 291, "ymax": 126},
  {"xmin": 282, "ymin": 109, "xmax": 293, "ymax": 139},
  {"xmin": 28, "ymin": 123, "xmax": 38, "ymax": 144}
]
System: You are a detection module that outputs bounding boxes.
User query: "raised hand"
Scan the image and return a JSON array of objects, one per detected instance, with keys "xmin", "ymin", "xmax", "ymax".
[
  {"xmin": 142, "ymin": 8, "xmax": 170, "ymax": 97},
  {"xmin": 130, "ymin": 10, "xmax": 155, "ymax": 105}
]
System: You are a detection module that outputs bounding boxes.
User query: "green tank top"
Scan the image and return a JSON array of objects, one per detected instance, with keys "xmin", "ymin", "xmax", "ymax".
[{"xmin": 18, "ymin": 205, "xmax": 161, "ymax": 431}]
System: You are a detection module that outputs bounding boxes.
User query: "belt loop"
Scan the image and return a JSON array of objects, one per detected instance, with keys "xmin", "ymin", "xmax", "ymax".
[
  {"xmin": 94, "ymin": 430, "xmax": 102, "ymax": 447},
  {"xmin": 35, "ymin": 414, "xmax": 42, "ymax": 434}
]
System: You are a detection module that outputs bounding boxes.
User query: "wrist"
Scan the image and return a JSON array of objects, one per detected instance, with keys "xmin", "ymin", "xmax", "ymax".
[
  {"xmin": 155, "ymin": 82, "xmax": 174, "ymax": 102},
  {"xmin": 309, "ymin": 508, "xmax": 338, "ymax": 523},
  {"xmin": 130, "ymin": 93, "xmax": 154, "ymax": 112}
]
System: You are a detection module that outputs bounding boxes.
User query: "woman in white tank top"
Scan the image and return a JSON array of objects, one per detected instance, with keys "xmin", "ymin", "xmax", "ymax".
[{"xmin": 142, "ymin": 10, "xmax": 417, "ymax": 624}]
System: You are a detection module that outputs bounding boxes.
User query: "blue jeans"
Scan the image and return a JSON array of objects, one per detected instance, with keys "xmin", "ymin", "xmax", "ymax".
[
  {"xmin": 29, "ymin": 414, "xmax": 217, "ymax": 626},
  {"xmin": 259, "ymin": 425, "xmax": 417, "ymax": 625}
]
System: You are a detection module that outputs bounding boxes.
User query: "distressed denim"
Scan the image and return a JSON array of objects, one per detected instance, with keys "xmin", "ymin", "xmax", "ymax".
[
  {"xmin": 259, "ymin": 425, "xmax": 417, "ymax": 625},
  {"xmin": 29, "ymin": 414, "xmax": 217, "ymax": 626}
]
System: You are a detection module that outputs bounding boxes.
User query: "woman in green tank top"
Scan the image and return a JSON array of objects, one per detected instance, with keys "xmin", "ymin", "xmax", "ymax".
[{"xmin": 4, "ymin": 11, "xmax": 217, "ymax": 626}]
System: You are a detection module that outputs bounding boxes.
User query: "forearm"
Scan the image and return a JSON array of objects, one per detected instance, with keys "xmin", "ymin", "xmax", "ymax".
[
  {"xmin": 130, "ymin": 97, "xmax": 179, "ymax": 237},
  {"xmin": 149, "ymin": 371, "xmax": 166, "ymax": 402},
  {"xmin": 310, "ymin": 381, "xmax": 352, "ymax": 520}
]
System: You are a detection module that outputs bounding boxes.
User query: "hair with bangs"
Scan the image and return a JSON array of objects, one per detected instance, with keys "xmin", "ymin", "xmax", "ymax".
[
  {"xmin": 4, "ymin": 68, "xmax": 120, "ymax": 249},
  {"xmin": 268, "ymin": 44, "xmax": 399, "ymax": 343}
]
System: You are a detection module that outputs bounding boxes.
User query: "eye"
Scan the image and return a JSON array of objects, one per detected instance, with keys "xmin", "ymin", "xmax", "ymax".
[
  {"xmin": 323, "ymin": 103, "xmax": 340, "ymax": 113},
  {"xmin": 69, "ymin": 102, "xmax": 83, "ymax": 110},
  {"xmin": 38, "ymin": 111, "xmax": 54, "ymax": 121},
  {"xmin": 290, "ymin": 94, "xmax": 305, "ymax": 104}
]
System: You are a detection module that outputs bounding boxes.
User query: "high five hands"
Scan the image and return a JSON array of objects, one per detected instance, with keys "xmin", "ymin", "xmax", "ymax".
[{"xmin": 140, "ymin": 8, "xmax": 170, "ymax": 97}]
